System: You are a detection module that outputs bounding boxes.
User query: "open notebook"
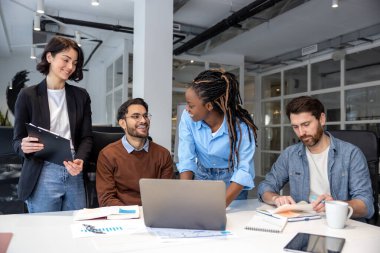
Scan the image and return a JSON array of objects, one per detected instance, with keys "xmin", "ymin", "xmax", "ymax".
[
  {"xmin": 256, "ymin": 201, "xmax": 321, "ymax": 222},
  {"xmin": 245, "ymin": 212, "xmax": 287, "ymax": 233}
]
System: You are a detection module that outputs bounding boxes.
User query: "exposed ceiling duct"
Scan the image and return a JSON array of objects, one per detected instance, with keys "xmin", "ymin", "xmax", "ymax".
[
  {"xmin": 39, "ymin": 15, "xmax": 189, "ymax": 48},
  {"xmin": 247, "ymin": 22, "xmax": 380, "ymax": 72},
  {"xmin": 48, "ymin": 15, "xmax": 134, "ymax": 34},
  {"xmin": 34, "ymin": 17, "xmax": 103, "ymax": 68},
  {"xmin": 173, "ymin": 0, "xmax": 288, "ymax": 55},
  {"xmin": 35, "ymin": 15, "xmax": 191, "ymax": 67}
]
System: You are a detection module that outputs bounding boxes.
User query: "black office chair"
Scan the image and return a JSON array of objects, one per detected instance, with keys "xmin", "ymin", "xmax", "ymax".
[
  {"xmin": 84, "ymin": 130, "xmax": 125, "ymax": 208},
  {"xmin": 329, "ymin": 130, "xmax": 379, "ymax": 225},
  {"xmin": 0, "ymin": 126, "xmax": 22, "ymax": 165},
  {"xmin": 92, "ymin": 126, "xmax": 125, "ymax": 133}
]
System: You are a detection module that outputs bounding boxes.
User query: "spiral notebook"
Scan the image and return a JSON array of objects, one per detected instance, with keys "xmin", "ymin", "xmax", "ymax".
[{"xmin": 244, "ymin": 212, "xmax": 287, "ymax": 233}]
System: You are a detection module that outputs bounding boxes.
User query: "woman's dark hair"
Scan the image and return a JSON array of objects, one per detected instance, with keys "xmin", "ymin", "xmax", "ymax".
[
  {"xmin": 36, "ymin": 36, "xmax": 84, "ymax": 82},
  {"xmin": 285, "ymin": 96, "xmax": 325, "ymax": 120},
  {"xmin": 117, "ymin": 98, "xmax": 149, "ymax": 121},
  {"xmin": 190, "ymin": 69, "xmax": 258, "ymax": 170}
]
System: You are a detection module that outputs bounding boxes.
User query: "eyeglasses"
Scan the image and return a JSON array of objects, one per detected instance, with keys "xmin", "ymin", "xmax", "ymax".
[{"xmin": 125, "ymin": 113, "xmax": 152, "ymax": 121}]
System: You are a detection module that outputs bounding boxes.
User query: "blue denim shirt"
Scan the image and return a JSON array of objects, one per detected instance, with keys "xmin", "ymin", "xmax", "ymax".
[
  {"xmin": 257, "ymin": 132, "xmax": 374, "ymax": 219},
  {"xmin": 177, "ymin": 110, "xmax": 255, "ymax": 189}
]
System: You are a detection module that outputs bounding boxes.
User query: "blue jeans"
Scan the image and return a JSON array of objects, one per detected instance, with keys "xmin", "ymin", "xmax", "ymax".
[
  {"xmin": 26, "ymin": 161, "xmax": 85, "ymax": 213},
  {"xmin": 194, "ymin": 163, "xmax": 248, "ymax": 200}
]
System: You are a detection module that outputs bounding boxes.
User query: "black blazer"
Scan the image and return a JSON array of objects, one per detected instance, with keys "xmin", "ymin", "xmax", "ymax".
[{"xmin": 13, "ymin": 79, "xmax": 93, "ymax": 201}]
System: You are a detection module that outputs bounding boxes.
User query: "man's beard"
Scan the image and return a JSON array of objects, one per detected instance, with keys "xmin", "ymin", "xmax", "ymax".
[
  {"xmin": 127, "ymin": 124, "xmax": 149, "ymax": 139},
  {"xmin": 300, "ymin": 124, "xmax": 324, "ymax": 147}
]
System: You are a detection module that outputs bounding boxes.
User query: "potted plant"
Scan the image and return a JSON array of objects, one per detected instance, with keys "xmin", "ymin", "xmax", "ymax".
[{"xmin": 0, "ymin": 109, "xmax": 11, "ymax": 126}]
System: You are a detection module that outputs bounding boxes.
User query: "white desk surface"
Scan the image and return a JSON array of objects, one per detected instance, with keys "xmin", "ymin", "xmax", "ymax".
[{"xmin": 1, "ymin": 199, "xmax": 379, "ymax": 253}]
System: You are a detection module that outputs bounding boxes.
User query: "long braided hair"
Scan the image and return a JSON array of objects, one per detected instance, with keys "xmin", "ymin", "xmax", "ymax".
[{"xmin": 190, "ymin": 69, "xmax": 258, "ymax": 170}]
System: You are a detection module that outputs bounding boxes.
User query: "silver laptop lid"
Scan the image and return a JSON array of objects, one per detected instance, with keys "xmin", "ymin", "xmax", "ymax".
[{"xmin": 140, "ymin": 179, "xmax": 226, "ymax": 230}]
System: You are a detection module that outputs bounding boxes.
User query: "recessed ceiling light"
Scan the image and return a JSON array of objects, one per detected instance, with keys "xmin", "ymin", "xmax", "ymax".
[
  {"xmin": 332, "ymin": 0, "xmax": 339, "ymax": 8},
  {"xmin": 91, "ymin": 0, "xmax": 100, "ymax": 6}
]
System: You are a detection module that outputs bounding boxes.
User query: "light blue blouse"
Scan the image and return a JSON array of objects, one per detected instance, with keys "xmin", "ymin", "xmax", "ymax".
[{"xmin": 176, "ymin": 110, "xmax": 256, "ymax": 189}]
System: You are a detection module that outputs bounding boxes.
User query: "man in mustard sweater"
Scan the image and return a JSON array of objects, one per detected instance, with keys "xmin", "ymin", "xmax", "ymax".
[{"xmin": 96, "ymin": 98, "xmax": 173, "ymax": 206}]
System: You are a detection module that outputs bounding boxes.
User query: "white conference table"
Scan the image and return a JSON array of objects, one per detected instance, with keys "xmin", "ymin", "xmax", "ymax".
[{"xmin": 1, "ymin": 199, "xmax": 380, "ymax": 253}]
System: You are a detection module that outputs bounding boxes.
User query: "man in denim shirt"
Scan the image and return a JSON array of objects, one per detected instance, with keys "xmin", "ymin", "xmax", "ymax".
[{"xmin": 258, "ymin": 96, "xmax": 374, "ymax": 219}]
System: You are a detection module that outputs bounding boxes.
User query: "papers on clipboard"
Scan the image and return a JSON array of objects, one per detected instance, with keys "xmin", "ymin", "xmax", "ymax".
[
  {"xmin": 25, "ymin": 123, "xmax": 72, "ymax": 165},
  {"xmin": 73, "ymin": 205, "xmax": 140, "ymax": 221}
]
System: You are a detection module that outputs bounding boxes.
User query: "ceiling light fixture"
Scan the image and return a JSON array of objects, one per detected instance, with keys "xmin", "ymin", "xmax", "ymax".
[
  {"xmin": 30, "ymin": 46, "xmax": 37, "ymax": 59},
  {"xmin": 37, "ymin": 0, "xmax": 45, "ymax": 14},
  {"xmin": 91, "ymin": 0, "xmax": 100, "ymax": 6},
  {"xmin": 33, "ymin": 14, "xmax": 41, "ymax": 31},
  {"xmin": 75, "ymin": 31, "xmax": 82, "ymax": 47},
  {"xmin": 331, "ymin": 0, "xmax": 339, "ymax": 8}
]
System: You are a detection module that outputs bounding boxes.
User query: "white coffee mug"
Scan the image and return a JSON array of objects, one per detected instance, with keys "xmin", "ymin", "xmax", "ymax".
[{"xmin": 325, "ymin": 200, "xmax": 353, "ymax": 229}]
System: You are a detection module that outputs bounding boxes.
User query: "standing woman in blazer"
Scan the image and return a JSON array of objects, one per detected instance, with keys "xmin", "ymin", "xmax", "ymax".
[{"xmin": 13, "ymin": 36, "xmax": 93, "ymax": 213}]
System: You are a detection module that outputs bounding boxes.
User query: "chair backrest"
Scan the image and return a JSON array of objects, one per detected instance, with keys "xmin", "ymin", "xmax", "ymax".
[
  {"xmin": 84, "ymin": 130, "xmax": 125, "ymax": 208},
  {"xmin": 92, "ymin": 126, "xmax": 125, "ymax": 133},
  {"xmin": 0, "ymin": 126, "xmax": 21, "ymax": 164},
  {"xmin": 0, "ymin": 126, "xmax": 14, "ymax": 155},
  {"xmin": 328, "ymin": 130, "xmax": 379, "ymax": 224},
  {"xmin": 88, "ymin": 131, "xmax": 125, "ymax": 165}
]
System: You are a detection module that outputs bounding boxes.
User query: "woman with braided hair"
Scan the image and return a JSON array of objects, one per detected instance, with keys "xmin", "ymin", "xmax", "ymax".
[{"xmin": 177, "ymin": 69, "xmax": 258, "ymax": 207}]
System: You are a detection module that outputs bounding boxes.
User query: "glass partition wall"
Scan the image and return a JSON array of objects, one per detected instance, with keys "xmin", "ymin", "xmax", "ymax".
[
  {"xmin": 105, "ymin": 54, "xmax": 133, "ymax": 126},
  {"xmin": 258, "ymin": 45, "xmax": 380, "ymax": 177},
  {"xmin": 105, "ymin": 56, "xmax": 124, "ymax": 126}
]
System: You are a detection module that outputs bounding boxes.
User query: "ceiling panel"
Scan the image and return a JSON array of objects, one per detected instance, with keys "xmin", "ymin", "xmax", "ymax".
[{"xmin": 1, "ymin": 0, "xmax": 379, "ymax": 67}]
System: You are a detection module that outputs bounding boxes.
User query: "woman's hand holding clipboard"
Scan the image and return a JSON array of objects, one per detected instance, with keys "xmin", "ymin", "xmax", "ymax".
[{"xmin": 25, "ymin": 123, "xmax": 72, "ymax": 166}]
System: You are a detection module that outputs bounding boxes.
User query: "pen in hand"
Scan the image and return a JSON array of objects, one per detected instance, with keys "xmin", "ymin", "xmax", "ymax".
[
  {"xmin": 310, "ymin": 195, "xmax": 325, "ymax": 205},
  {"xmin": 311, "ymin": 194, "xmax": 333, "ymax": 213}
]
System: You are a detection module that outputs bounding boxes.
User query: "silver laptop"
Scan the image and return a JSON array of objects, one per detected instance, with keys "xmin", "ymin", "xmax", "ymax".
[{"xmin": 139, "ymin": 178, "xmax": 227, "ymax": 230}]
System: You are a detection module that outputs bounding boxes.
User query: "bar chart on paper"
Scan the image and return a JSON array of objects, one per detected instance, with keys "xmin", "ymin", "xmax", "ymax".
[
  {"xmin": 81, "ymin": 225, "xmax": 124, "ymax": 233},
  {"xmin": 71, "ymin": 220, "xmax": 140, "ymax": 238}
]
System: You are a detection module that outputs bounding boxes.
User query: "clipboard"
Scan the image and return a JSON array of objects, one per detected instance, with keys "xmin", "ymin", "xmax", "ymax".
[{"xmin": 25, "ymin": 123, "xmax": 72, "ymax": 165}]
